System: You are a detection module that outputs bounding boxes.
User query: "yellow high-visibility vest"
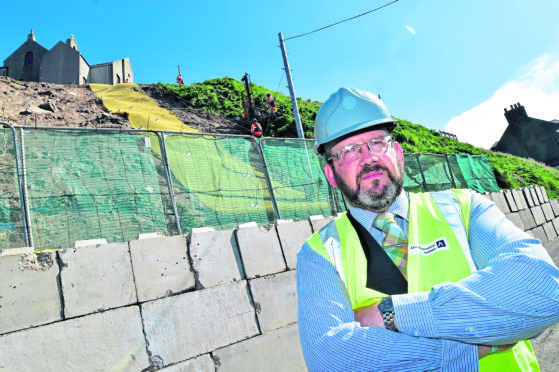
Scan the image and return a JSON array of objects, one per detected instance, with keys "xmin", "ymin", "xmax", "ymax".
[{"xmin": 306, "ymin": 189, "xmax": 539, "ymax": 371}]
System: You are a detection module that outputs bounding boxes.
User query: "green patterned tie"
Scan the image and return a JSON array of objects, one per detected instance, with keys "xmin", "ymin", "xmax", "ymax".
[{"xmin": 373, "ymin": 212, "xmax": 408, "ymax": 279}]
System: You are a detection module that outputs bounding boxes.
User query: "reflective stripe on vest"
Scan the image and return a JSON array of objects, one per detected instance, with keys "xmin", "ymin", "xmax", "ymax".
[{"xmin": 305, "ymin": 189, "xmax": 539, "ymax": 371}]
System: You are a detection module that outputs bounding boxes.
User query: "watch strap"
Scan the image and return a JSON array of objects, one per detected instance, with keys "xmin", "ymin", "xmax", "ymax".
[{"xmin": 379, "ymin": 297, "xmax": 397, "ymax": 332}]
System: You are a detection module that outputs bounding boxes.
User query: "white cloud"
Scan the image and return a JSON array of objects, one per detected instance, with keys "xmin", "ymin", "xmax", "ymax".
[
  {"xmin": 444, "ymin": 54, "xmax": 559, "ymax": 149},
  {"xmin": 405, "ymin": 25, "xmax": 416, "ymax": 35}
]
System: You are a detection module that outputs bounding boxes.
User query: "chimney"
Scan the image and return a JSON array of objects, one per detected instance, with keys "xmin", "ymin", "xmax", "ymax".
[
  {"xmin": 504, "ymin": 103, "xmax": 528, "ymax": 124},
  {"xmin": 27, "ymin": 29, "xmax": 35, "ymax": 42}
]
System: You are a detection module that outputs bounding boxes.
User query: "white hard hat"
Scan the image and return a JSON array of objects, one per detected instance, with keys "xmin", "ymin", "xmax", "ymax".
[{"xmin": 313, "ymin": 87, "xmax": 396, "ymax": 154}]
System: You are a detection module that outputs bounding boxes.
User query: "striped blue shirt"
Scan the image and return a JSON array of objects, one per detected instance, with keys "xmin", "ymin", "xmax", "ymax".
[{"xmin": 297, "ymin": 191, "xmax": 559, "ymax": 371}]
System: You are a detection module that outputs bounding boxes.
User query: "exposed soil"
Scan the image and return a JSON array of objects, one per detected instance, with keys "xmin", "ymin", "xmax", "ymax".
[
  {"xmin": 0, "ymin": 76, "xmax": 129, "ymax": 128},
  {"xmin": 140, "ymin": 84, "xmax": 250, "ymax": 135},
  {"xmin": 0, "ymin": 76, "xmax": 251, "ymax": 135}
]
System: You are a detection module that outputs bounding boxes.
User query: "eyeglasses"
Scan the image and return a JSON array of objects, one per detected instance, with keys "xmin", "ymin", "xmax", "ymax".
[{"xmin": 327, "ymin": 135, "xmax": 394, "ymax": 164}]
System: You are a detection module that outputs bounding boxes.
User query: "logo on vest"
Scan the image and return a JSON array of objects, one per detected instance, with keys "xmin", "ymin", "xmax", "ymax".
[{"xmin": 409, "ymin": 238, "xmax": 449, "ymax": 256}]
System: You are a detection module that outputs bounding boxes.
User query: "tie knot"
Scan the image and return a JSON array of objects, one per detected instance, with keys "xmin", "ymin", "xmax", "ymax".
[{"xmin": 373, "ymin": 212, "xmax": 398, "ymax": 233}]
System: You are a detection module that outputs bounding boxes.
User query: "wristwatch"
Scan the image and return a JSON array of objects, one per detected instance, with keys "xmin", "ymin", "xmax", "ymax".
[{"xmin": 379, "ymin": 296, "xmax": 397, "ymax": 332}]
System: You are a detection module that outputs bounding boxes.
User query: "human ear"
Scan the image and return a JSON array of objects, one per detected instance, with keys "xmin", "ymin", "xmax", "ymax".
[
  {"xmin": 394, "ymin": 142, "xmax": 404, "ymax": 163},
  {"xmin": 324, "ymin": 163, "xmax": 338, "ymax": 188}
]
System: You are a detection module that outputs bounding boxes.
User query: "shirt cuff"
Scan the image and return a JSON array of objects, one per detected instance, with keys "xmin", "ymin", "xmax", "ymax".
[
  {"xmin": 393, "ymin": 291, "xmax": 436, "ymax": 338},
  {"xmin": 441, "ymin": 340, "xmax": 479, "ymax": 372}
]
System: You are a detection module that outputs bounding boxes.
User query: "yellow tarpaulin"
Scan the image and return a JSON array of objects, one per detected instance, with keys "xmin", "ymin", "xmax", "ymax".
[{"xmin": 90, "ymin": 83, "xmax": 199, "ymax": 133}]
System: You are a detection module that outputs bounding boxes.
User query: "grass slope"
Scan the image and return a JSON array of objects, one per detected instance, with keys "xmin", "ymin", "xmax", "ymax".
[{"xmin": 157, "ymin": 78, "xmax": 559, "ymax": 199}]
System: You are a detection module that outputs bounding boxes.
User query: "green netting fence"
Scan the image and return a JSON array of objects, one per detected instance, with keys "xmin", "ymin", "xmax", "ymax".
[
  {"xmin": 22, "ymin": 129, "xmax": 178, "ymax": 249},
  {"xmin": 0, "ymin": 125, "xmax": 500, "ymax": 251},
  {"xmin": 0, "ymin": 126, "xmax": 27, "ymax": 249}
]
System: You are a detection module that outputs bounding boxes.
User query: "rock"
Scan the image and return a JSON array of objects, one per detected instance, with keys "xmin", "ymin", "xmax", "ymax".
[
  {"xmin": 38, "ymin": 90, "xmax": 55, "ymax": 97},
  {"xmin": 39, "ymin": 102, "xmax": 57, "ymax": 112}
]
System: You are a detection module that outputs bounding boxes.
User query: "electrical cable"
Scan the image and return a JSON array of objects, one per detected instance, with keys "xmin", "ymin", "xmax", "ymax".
[
  {"xmin": 275, "ymin": 70, "xmax": 284, "ymax": 94},
  {"xmin": 284, "ymin": 0, "xmax": 399, "ymax": 41}
]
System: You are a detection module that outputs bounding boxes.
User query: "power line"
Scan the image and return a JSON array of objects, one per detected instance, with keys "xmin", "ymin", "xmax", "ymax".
[{"xmin": 284, "ymin": 0, "xmax": 399, "ymax": 41}]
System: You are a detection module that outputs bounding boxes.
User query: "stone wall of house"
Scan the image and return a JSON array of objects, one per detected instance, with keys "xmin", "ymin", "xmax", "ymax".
[{"xmin": 0, "ymin": 187, "xmax": 558, "ymax": 371}]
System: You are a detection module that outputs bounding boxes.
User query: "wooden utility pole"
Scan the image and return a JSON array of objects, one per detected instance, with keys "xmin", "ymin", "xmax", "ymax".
[{"xmin": 278, "ymin": 32, "xmax": 304, "ymax": 139}]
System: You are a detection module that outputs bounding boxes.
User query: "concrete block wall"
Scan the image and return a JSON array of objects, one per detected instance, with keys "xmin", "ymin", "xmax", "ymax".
[
  {"xmin": 1, "ymin": 187, "xmax": 558, "ymax": 371},
  {"xmin": 0, "ymin": 216, "xmax": 334, "ymax": 371},
  {"xmin": 485, "ymin": 186, "xmax": 559, "ymax": 244}
]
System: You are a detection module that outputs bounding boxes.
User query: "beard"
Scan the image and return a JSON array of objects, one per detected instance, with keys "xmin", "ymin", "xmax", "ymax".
[{"xmin": 333, "ymin": 162, "xmax": 404, "ymax": 212}]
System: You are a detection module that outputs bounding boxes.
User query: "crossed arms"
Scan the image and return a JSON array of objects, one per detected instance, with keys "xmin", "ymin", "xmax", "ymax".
[{"xmin": 297, "ymin": 194, "xmax": 559, "ymax": 371}]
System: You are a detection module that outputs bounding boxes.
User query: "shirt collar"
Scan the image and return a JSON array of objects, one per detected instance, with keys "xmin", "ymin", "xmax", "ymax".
[{"xmin": 347, "ymin": 190, "xmax": 409, "ymax": 230}]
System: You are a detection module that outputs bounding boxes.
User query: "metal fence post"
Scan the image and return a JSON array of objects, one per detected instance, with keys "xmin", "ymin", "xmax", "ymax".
[
  {"xmin": 256, "ymin": 139, "xmax": 281, "ymax": 220},
  {"xmin": 445, "ymin": 154, "xmax": 457, "ymax": 189},
  {"xmin": 18, "ymin": 128, "xmax": 33, "ymax": 247},
  {"xmin": 0, "ymin": 123, "xmax": 32, "ymax": 247},
  {"xmin": 415, "ymin": 154, "xmax": 429, "ymax": 192},
  {"xmin": 158, "ymin": 132, "xmax": 182, "ymax": 235}
]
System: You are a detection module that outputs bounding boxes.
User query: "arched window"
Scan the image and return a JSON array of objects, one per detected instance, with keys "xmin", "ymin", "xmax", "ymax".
[{"xmin": 24, "ymin": 52, "xmax": 33, "ymax": 65}]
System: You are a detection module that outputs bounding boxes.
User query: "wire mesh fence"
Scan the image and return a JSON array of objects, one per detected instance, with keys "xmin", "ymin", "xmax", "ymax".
[
  {"xmin": 0, "ymin": 125, "xmax": 499, "ymax": 251},
  {"xmin": 0, "ymin": 125, "xmax": 26, "ymax": 248},
  {"xmin": 21, "ymin": 129, "xmax": 176, "ymax": 249}
]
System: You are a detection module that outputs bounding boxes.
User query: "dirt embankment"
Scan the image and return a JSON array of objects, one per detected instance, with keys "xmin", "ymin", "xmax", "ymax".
[
  {"xmin": 0, "ymin": 76, "xmax": 129, "ymax": 128},
  {"xmin": 0, "ymin": 77, "xmax": 250, "ymax": 135},
  {"xmin": 141, "ymin": 84, "xmax": 250, "ymax": 136}
]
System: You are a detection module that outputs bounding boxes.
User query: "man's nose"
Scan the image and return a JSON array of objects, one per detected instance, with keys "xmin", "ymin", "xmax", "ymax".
[{"xmin": 359, "ymin": 145, "xmax": 379, "ymax": 164}]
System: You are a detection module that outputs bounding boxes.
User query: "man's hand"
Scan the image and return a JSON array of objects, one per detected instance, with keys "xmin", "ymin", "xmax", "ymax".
[
  {"xmin": 477, "ymin": 344, "xmax": 516, "ymax": 359},
  {"xmin": 354, "ymin": 304, "xmax": 398, "ymax": 331}
]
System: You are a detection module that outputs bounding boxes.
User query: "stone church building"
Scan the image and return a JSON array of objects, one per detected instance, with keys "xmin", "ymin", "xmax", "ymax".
[{"xmin": 1, "ymin": 30, "xmax": 133, "ymax": 85}]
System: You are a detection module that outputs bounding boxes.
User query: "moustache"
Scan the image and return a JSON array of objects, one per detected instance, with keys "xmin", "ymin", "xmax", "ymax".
[{"xmin": 358, "ymin": 164, "xmax": 391, "ymax": 182}]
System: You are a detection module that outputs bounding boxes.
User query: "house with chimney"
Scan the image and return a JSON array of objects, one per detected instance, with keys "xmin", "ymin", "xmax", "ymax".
[
  {"xmin": 492, "ymin": 103, "xmax": 559, "ymax": 169},
  {"xmin": 1, "ymin": 30, "xmax": 133, "ymax": 85}
]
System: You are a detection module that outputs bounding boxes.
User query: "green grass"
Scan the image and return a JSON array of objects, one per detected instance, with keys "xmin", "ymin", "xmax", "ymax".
[{"xmin": 156, "ymin": 78, "xmax": 559, "ymax": 199}]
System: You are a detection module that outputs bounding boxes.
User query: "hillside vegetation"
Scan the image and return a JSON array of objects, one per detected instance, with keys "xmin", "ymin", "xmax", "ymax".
[{"xmin": 155, "ymin": 77, "xmax": 559, "ymax": 199}]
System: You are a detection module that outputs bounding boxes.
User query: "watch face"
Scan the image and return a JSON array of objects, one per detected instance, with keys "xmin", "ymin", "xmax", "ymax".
[{"xmin": 379, "ymin": 297, "xmax": 394, "ymax": 312}]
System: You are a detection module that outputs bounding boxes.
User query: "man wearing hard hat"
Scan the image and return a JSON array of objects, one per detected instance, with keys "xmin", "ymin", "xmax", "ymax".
[{"xmin": 297, "ymin": 87, "xmax": 559, "ymax": 371}]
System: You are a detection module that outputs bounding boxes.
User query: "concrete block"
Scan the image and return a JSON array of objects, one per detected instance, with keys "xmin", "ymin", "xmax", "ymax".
[
  {"xmin": 138, "ymin": 232, "xmax": 165, "ymax": 239},
  {"xmin": 523, "ymin": 188, "xmax": 535, "ymax": 208},
  {"xmin": 504, "ymin": 190, "xmax": 518, "ymax": 212},
  {"xmin": 505, "ymin": 212, "xmax": 525, "ymax": 231},
  {"xmin": 529, "ymin": 226, "xmax": 548, "ymax": 244},
  {"xmin": 190, "ymin": 228, "xmax": 243, "ymax": 288},
  {"xmin": 542, "ymin": 203, "xmax": 555, "ymax": 222},
  {"xmin": 130, "ymin": 235, "xmax": 194, "ymax": 302},
  {"xmin": 250, "ymin": 270, "xmax": 297, "ymax": 333},
  {"xmin": 160, "ymin": 355, "xmax": 214, "ymax": 371},
  {"xmin": 518, "ymin": 209, "xmax": 537, "ymax": 230},
  {"xmin": 531, "ymin": 206, "xmax": 547, "ymax": 226},
  {"xmin": 276, "ymin": 220, "xmax": 312, "ymax": 270},
  {"xmin": 512, "ymin": 189, "xmax": 528, "ymax": 210},
  {"xmin": 309, "ymin": 215, "xmax": 335, "ymax": 233},
  {"xmin": 535, "ymin": 187, "xmax": 545, "ymax": 205},
  {"xmin": 0, "ymin": 252, "xmax": 61, "ymax": 334},
  {"xmin": 530, "ymin": 187, "xmax": 540, "ymax": 206},
  {"xmin": 553, "ymin": 218, "xmax": 559, "ymax": 235},
  {"xmin": 543, "ymin": 222, "xmax": 558, "ymax": 242},
  {"xmin": 235, "ymin": 223, "xmax": 286, "ymax": 279},
  {"xmin": 490, "ymin": 192, "xmax": 510, "ymax": 214},
  {"xmin": 532, "ymin": 323, "xmax": 559, "ymax": 372},
  {"xmin": 551, "ymin": 199, "xmax": 559, "ymax": 217},
  {"xmin": 58, "ymin": 242, "xmax": 137, "ymax": 318},
  {"xmin": 0, "ymin": 247, "xmax": 33, "ymax": 256},
  {"xmin": 141, "ymin": 281, "xmax": 258, "ymax": 365},
  {"xmin": 540, "ymin": 186, "xmax": 550, "ymax": 202},
  {"xmin": 213, "ymin": 323, "xmax": 306, "ymax": 372},
  {"xmin": 74, "ymin": 238, "xmax": 107, "ymax": 248},
  {"xmin": 0, "ymin": 306, "xmax": 149, "ymax": 371}
]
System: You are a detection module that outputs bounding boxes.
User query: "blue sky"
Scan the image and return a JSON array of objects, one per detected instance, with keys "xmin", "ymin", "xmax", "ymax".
[{"xmin": 2, "ymin": 0, "xmax": 558, "ymax": 148}]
